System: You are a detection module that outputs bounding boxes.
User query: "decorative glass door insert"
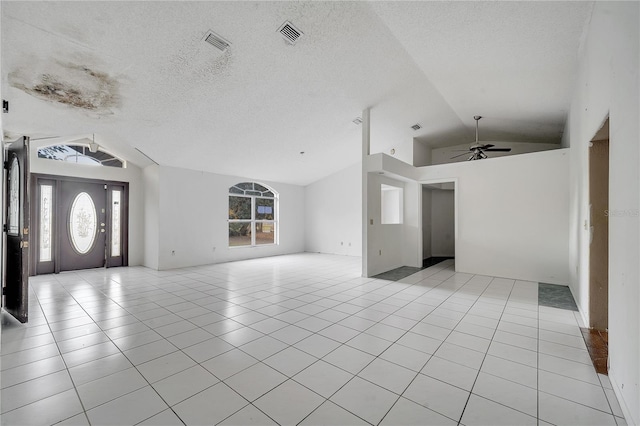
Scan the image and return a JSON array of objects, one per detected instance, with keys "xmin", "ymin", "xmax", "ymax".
[
  {"xmin": 39, "ymin": 185, "xmax": 53, "ymax": 262},
  {"xmin": 69, "ymin": 192, "xmax": 97, "ymax": 254}
]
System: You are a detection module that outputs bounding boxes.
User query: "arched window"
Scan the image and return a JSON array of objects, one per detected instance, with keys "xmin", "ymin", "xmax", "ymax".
[
  {"xmin": 229, "ymin": 182, "xmax": 277, "ymax": 247},
  {"xmin": 37, "ymin": 144, "xmax": 124, "ymax": 168}
]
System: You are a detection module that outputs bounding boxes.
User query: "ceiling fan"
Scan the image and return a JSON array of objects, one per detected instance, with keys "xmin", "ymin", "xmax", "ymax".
[{"xmin": 451, "ymin": 116, "xmax": 512, "ymax": 161}]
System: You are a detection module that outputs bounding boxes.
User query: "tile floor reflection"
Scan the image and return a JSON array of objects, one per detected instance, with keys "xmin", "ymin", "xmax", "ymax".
[{"xmin": 0, "ymin": 254, "xmax": 626, "ymax": 425}]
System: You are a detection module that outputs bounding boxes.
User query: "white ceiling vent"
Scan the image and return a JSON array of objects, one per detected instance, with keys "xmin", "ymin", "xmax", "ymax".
[
  {"xmin": 411, "ymin": 124, "xmax": 422, "ymax": 131},
  {"xmin": 278, "ymin": 21, "xmax": 303, "ymax": 44},
  {"xmin": 203, "ymin": 30, "xmax": 230, "ymax": 52},
  {"xmin": 352, "ymin": 117, "xmax": 363, "ymax": 125}
]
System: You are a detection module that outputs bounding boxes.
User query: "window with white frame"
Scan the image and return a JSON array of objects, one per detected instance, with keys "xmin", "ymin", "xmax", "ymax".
[{"xmin": 228, "ymin": 182, "xmax": 277, "ymax": 247}]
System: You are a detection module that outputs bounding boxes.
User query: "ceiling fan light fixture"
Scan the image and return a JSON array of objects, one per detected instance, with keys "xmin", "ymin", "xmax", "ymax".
[
  {"xmin": 449, "ymin": 115, "xmax": 512, "ymax": 160},
  {"xmin": 88, "ymin": 134, "xmax": 99, "ymax": 153}
]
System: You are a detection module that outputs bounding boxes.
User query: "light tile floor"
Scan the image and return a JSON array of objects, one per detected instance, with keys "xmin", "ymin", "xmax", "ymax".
[{"xmin": 0, "ymin": 254, "xmax": 627, "ymax": 425}]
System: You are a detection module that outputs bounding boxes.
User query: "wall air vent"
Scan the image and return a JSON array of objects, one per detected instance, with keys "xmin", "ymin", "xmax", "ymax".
[
  {"xmin": 203, "ymin": 30, "xmax": 230, "ymax": 52},
  {"xmin": 278, "ymin": 21, "xmax": 303, "ymax": 44},
  {"xmin": 352, "ymin": 117, "xmax": 363, "ymax": 125},
  {"xmin": 411, "ymin": 124, "xmax": 422, "ymax": 131}
]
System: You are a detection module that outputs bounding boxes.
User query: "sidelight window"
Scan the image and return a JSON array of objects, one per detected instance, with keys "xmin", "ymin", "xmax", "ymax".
[{"xmin": 39, "ymin": 185, "xmax": 53, "ymax": 262}]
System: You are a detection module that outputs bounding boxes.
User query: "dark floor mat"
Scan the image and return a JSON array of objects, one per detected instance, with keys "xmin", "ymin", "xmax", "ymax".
[
  {"xmin": 423, "ymin": 257, "xmax": 454, "ymax": 268},
  {"xmin": 538, "ymin": 283, "xmax": 579, "ymax": 311},
  {"xmin": 374, "ymin": 257, "xmax": 454, "ymax": 282},
  {"xmin": 373, "ymin": 266, "xmax": 422, "ymax": 281}
]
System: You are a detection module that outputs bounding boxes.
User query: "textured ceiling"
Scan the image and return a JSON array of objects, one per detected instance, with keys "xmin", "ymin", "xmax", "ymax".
[{"xmin": 1, "ymin": 1, "xmax": 592, "ymax": 185}]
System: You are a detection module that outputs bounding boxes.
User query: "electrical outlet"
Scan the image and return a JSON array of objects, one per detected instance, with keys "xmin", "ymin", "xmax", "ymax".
[
  {"xmin": 341, "ymin": 242, "xmax": 344, "ymax": 246},
  {"xmin": 171, "ymin": 250, "xmax": 175, "ymax": 256},
  {"xmin": 379, "ymin": 249, "xmax": 382, "ymax": 255}
]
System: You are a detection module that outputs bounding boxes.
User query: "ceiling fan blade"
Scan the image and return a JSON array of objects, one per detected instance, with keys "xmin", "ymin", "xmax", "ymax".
[
  {"xmin": 31, "ymin": 136, "xmax": 62, "ymax": 141},
  {"xmin": 450, "ymin": 152, "xmax": 471, "ymax": 159},
  {"xmin": 479, "ymin": 144, "xmax": 494, "ymax": 149},
  {"xmin": 484, "ymin": 148, "xmax": 511, "ymax": 152}
]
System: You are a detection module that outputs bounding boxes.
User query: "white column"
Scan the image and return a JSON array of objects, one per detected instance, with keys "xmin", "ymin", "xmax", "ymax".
[{"xmin": 361, "ymin": 108, "xmax": 370, "ymax": 277}]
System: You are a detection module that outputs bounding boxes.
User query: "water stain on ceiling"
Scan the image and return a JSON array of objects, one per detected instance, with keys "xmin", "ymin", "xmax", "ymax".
[{"xmin": 9, "ymin": 61, "xmax": 120, "ymax": 112}]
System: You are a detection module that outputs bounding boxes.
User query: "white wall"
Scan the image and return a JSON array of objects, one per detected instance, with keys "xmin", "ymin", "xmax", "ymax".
[
  {"xmin": 431, "ymin": 189, "xmax": 455, "ymax": 256},
  {"xmin": 142, "ymin": 165, "xmax": 159, "ymax": 270},
  {"xmin": 155, "ymin": 165, "xmax": 305, "ymax": 270},
  {"xmin": 30, "ymin": 155, "xmax": 145, "ymax": 266},
  {"xmin": 564, "ymin": 2, "xmax": 639, "ymax": 423},
  {"xmin": 431, "ymin": 141, "xmax": 561, "ymax": 165},
  {"xmin": 366, "ymin": 173, "xmax": 421, "ymax": 276},
  {"xmin": 304, "ymin": 163, "xmax": 361, "ymax": 256},
  {"xmin": 402, "ymin": 180, "xmax": 421, "ymax": 268},
  {"xmin": 366, "ymin": 174, "xmax": 402, "ymax": 276},
  {"xmin": 422, "ymin": 187, "xmax": 432, "ymax": 259},
  {"xmin": 413, "ymin": 139, "xmax": 432, "ymax": 167},
  {"xmin": 417, "ymin": 150, "xmax": 569, "ymax": 284},
  {"xmin": 366, "ymin": 149, "xmax": 570, "ymax": 284}
]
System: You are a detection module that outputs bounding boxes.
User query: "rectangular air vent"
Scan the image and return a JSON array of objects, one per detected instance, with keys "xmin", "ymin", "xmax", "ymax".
[
  {"xmin": 411, "ymin": 124, "xmax": 422, "ymax": 131},
  {"xmin": 278, "ymin": 21, "xmax": 303, "ymax": 44},
  {"xmin": 352, "ymin": 117, "xmax": 363, "ymax": 125},
  {"xmin": 203, "ymin": 30, "xmax": 230, "ymax": 52}
]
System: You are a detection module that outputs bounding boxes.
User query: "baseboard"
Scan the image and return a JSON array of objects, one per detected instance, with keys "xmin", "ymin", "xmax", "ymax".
[{"xmin": 608, "ymin": 367, "xmax": 637, "ymax": 426}]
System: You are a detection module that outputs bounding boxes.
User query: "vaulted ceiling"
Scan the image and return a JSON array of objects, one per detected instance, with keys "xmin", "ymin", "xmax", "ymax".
[{"xmin": 1, "ymin": 1, "xmax": 592, "ymax": 185}]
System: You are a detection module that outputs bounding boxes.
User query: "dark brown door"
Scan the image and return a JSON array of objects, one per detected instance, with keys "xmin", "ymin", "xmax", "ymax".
[
  {"xmin": 4, "ymin": 137, "xmax": 30, "ymax": 323},
  {"xmin": 58, "ymin": 180, "xmax": 107, "ymax": 272}
]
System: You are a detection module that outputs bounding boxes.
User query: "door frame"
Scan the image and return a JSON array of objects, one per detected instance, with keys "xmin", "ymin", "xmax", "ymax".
[
  {"xmin": 29, "ymin": 173, "xmax": 129, "ymax": 275},
  {"xmin": 419, "ymin": 178, "xmax": 458, "ymax": 269}
]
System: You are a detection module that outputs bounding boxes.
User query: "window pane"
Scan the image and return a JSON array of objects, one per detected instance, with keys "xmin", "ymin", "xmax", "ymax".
[
  {"xmin": 235, "ymin": 182, "xmax": 254, "ymax": 191},
  {"xmin": 37, "ymin": 145, "xmax": 123, "ymax": 168},
  {"xmin": 256, "ymin": 222, "xmax": 275, "ymax": 245},
  {"xmin": 69, "ymin": 192, "xmax": 97, "ymax": 254},
  {"xmin": 255, "ymin": 198, "xmax": 274, "ymax": 220},
  {"xmin": 254, "ymin": 183, "xmax": 269, "ymax": 193},
  {"xmin": 229, "ymin": 222, "xmax": 251, "ymax": 246},
  {"xmin": 40, "ymin": 185, "xmax": 53, "ymax": 262},
  {"xmin": 229, "ymin": 196, "xmax": 251, "ymax": 220},
  {"xmin": 8, "ymin": 158, "xmax": 19, "ymax": 235},
  {"xmin": 111, "ymin": 190, "xmax": 121, "ymax": 257}
]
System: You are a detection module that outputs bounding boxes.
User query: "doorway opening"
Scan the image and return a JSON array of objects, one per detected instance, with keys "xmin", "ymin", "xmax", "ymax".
[
  {"xmin": 588, "ymin": 117, "xmax": 609, "ymax": 330},
  {"xmin": 30, "ymin": 174, "xmax": 128, "ymax": 275},
  {"xmin": 586, "ymin": 117, "xmax": 609, "ymax": 374},
  {"xmin": 422, "ymin": 181, "xmax": 456, "ymax": 267}
]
